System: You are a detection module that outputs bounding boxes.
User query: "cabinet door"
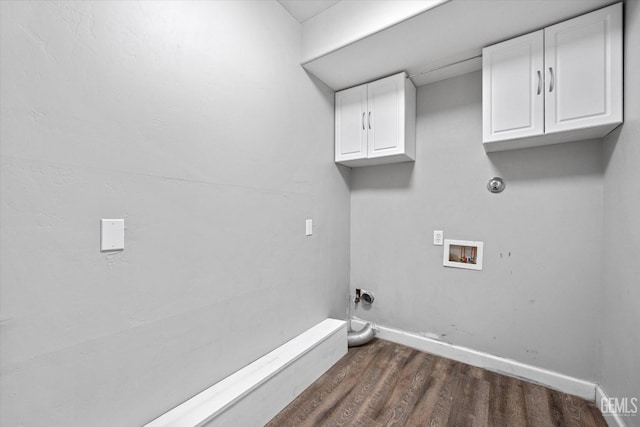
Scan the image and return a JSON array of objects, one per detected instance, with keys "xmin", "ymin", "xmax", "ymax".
[
  {"xmin": 335, "ymin": 84, "xmax": 368, "ymax": 162},
  {"xmin": 367, "ymin": 73, "xmax": 406, "ymax": 159},
  {"xmin": 482, "ymin": 30, "xmax": 544, "ymax": 143},
  {"xmin": 544, "ymin": 3, "xmax": 622, "ymax": 134}
]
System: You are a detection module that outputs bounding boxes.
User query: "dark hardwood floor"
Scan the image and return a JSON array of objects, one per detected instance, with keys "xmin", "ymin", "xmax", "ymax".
[{"xmin": 266, "ymin": 338, "xmax": 607, "ymax": 427}]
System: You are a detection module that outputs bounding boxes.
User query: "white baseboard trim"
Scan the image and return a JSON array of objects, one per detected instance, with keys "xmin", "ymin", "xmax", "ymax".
[
  {"xmin": 145, "ymin": 318, "xmax": 347, "ymax": 427},
  {"xmin": 596, "ymin": 386, "xmax": 630, "ymax": 427},
  {"xmin": 351, "ymin": 318, "xmax": 597, "ymax": 401}
]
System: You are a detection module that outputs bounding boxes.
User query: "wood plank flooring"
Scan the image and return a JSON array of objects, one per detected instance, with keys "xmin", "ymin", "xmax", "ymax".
[{"xmin": 266, "ymin": 339, "xmax": 606, "ymax": 427}]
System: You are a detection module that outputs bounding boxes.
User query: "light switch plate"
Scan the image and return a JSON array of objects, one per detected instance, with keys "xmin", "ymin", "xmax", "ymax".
[
  {"xmin": 101, "ymin": 219, "xmax": 124, "ymax": 251},
  {"xmin": 306, "ymin": 219, "xmax": 313, "ymax": 236}
]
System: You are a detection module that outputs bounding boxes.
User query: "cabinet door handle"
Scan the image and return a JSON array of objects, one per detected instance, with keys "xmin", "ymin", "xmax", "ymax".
[
  {"xmin": 362, "ymin": 112, "xmax": 365, "ymax": 130},
  {"xmin": 549, "ymin": 67, "xmax": 554, "ymax": 92},
  {"xmin": 368, "ymin": 112, "xmax": 372, "ymax": 129},
  {"xmin": 537, "ymin": 70, "xmax": 542, "ymax": 95}
]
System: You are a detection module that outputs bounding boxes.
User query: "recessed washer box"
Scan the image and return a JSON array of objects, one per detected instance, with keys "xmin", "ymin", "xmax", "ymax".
[
  {"xmin": 443, "ymin": 239, "xmax": 483, "ymax": 271},
  {"xmin": 101, "ymin": 219, "xmax": 124, "ymax": 251}
]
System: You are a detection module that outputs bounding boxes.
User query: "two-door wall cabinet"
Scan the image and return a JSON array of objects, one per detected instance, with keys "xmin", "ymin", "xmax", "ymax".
[
  {"xmin": 482, "ymin": 3, "xmax": 622, "ymax": 152},
  {"xmin": 335, "ymin": 72, "xmax": 416, "ymax": 167}
]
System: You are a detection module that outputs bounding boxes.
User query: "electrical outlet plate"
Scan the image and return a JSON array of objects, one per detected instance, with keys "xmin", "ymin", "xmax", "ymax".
[{"xmin": 433, "ymin": 230, "xmax": 443, "ymax": 246}]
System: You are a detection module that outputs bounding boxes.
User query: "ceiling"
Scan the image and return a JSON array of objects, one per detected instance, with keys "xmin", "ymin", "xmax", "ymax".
[{"xmin": 277, "ymin": 0, "xmax": 341, "ymax": 23}]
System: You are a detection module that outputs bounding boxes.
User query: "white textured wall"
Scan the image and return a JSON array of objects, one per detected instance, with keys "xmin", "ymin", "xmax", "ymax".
[
  {"xmin": 0, "ymin": 1, "xmax": 350, "ymax": 426},
  {"xmin": 601, "ymin": 0, "xmax": 640, "ymax": 423},
  {"xmin": 350, "ymin": 71, "xmax": 604, "ymax": 381}
]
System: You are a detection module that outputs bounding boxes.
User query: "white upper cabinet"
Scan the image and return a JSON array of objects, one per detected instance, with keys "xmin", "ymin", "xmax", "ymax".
[
  {"xmin": 335, "ymin": 72, "xmax": 416, "ymax": 167},
  {"xmin": 367, "ymin": 75, "xmax": 405, "ymax": 159},
  {"xmin": 483, "ymin": 30, "xmax": 544, "ymax": 143},
  {"xmin": 482, "ymin": 3, "xmax": 622, "ymax": 152},
  {"xmin": 544, "ymin": 4, "xmax": 622, "ymax": 134},
  {"xmin": 335, "ymin": 84, "xmax": 368, "ymax": 162}
]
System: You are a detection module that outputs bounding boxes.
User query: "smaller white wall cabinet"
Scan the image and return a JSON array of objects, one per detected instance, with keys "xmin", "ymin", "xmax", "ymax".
[
  {"xmin": 335, "ymin": 72, "xmax": 416, "ymax": 167},
  {"xmin": 482, "ymin": 3, "xmax": 622, "ymax": 152}
]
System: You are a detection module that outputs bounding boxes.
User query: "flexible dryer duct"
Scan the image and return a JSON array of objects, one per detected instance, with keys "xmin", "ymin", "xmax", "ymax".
[{"xmin": 347, "ymin": 322, "xmax": 376, "ymax": 347}]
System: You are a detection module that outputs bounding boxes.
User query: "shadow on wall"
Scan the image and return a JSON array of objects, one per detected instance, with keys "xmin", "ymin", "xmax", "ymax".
[
  {"xmin": 602, "ymin": 125, "xmax": 622, "ymax": 173},
  {"xmin": 487, "ymin": 139, "xmax": 604, "ymax": 183},
  {"xmin": 347, "ymin": 161, "xmax": 414, "ymax": 191},
  {"xmin": 305, "ymin": 69, "xmax": 334, "ymax": 107},
  {"xmin": 334, "ymin": 163, "xmax": 351, "ymax": 189},
  {"xmin": 301, "ymin": 68, "xmax": 353, "ymax": 188}
]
